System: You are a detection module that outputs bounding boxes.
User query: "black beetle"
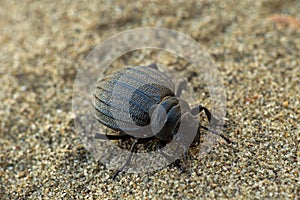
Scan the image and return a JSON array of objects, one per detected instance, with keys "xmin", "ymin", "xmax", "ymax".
[{"xmin": 93, "ymin": 63, "xmax": 231, "ymax": 178}]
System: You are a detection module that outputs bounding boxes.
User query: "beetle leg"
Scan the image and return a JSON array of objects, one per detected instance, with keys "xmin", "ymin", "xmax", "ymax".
[
  {"xmin": 94, "ymin": 132, "xmax": 131, "ymax": 140},
  {"xmin": 176, "ymin": 79, "xmax": 187, "ymax": 97},
  {"xmin": 190, "ymin": 105, "xmax": 219, "ymax": 125},
  {"xmin": 156, "ymin": 141, "xmax": 175, "ymax": 163},
  {"xmin": 176, "ymin": 71, "xmax": 198, "ymax": 92},
  {"xmin": 148, "ymin": 63, "xmax": 158, "ymax": 70},
  {"xmin": 156, "ymin": 141, "xmax": 186, "ymax": 172},
  {"xmin": 191, "ymin": 105, "xmax": 233, "ymax": 143},
  {"xmin": 187, "ymin": 71, "xmax": 198, "ymax": 81},
  {"xmin": 198, "ymin": 124, "xmax": 232, "ymax": 143},
  {"xmin": 159, "ymin": 150, "xmax": 186, "ymax": 173},
  {"xmin": 112, "ymin": 138, "xmax": 139, "ymax": 179}
]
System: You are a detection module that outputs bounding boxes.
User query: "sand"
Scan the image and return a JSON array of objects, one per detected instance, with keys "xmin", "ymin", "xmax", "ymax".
[{"xmin": 0, "ymin": 0, "xmax": 299, "ymax": 199}]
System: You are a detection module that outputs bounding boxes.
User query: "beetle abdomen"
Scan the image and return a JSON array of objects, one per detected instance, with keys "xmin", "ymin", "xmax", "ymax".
[{"xmin": 93, "ymin": 66, "xmax": 175, "ymax": 133}]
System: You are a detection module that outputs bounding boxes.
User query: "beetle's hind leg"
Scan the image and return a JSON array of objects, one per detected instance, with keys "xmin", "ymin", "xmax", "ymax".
[
  {"xmin": 176, "ymin": 79, "xmax": 187, "ymax": 97},
  {"xmin": 176, "ymin": 71, "xmax": 200, "ymax": 97}
]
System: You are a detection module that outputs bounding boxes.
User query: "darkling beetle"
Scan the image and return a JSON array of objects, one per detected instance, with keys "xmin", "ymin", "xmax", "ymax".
[{"xmin": 93, "ymin": 63, "xmax": 231, "ymax": 179}]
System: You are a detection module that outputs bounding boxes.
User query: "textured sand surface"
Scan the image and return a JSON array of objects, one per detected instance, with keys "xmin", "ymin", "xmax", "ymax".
[{"xmin": 1, "ymin": 0, "xmax": 299, "ymax": 199}]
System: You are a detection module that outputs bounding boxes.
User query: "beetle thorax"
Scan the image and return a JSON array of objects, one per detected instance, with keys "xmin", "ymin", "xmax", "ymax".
[{"xmin": 150, "ymin": 96, "xmax": 191, "ymax": 142}]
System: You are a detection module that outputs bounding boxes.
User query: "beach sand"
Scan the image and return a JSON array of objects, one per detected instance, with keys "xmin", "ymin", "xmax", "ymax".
[{"xmin": 1, "ymin": 0, "xmax": 299, "ymax": 199}]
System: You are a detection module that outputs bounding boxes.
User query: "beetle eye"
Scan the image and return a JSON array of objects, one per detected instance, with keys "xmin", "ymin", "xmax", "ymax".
[{"xmin": 149, "ymin": 104, "xmax": 167, "ymax": 135}]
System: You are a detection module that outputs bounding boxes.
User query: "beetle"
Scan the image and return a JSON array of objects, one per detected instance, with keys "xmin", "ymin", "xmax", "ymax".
[{"xmin": 92, "ymin": 63, "xmax": 231, "ymax": 179}]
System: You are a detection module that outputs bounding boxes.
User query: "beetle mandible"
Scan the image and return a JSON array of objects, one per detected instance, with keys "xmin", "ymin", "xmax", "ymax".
[{"xmin": 93, "ymin": 63, "xmax": 231, "ymax": 179}]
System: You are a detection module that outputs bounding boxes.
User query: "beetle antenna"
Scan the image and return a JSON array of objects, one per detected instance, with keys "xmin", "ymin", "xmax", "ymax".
[{"xmin": 199, "ymin": 124, "xmax": 232, "ymax": 143}]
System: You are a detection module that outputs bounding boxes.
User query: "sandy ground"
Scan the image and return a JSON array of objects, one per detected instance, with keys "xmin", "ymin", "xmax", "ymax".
[{"xmin": 1, "ymin": 0, "xmax": 299, "ymax": 199}]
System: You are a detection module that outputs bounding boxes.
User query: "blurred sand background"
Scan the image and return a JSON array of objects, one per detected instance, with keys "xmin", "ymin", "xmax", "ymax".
[{"xmin": 0, "ymin": 0, "xmax": 299, "ymax": 199}]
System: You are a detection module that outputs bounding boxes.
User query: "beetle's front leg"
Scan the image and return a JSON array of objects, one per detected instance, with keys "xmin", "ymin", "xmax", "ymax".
[{"xmin": 190, "ymin": 105, "xmax": 219, "ymax": 126}]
